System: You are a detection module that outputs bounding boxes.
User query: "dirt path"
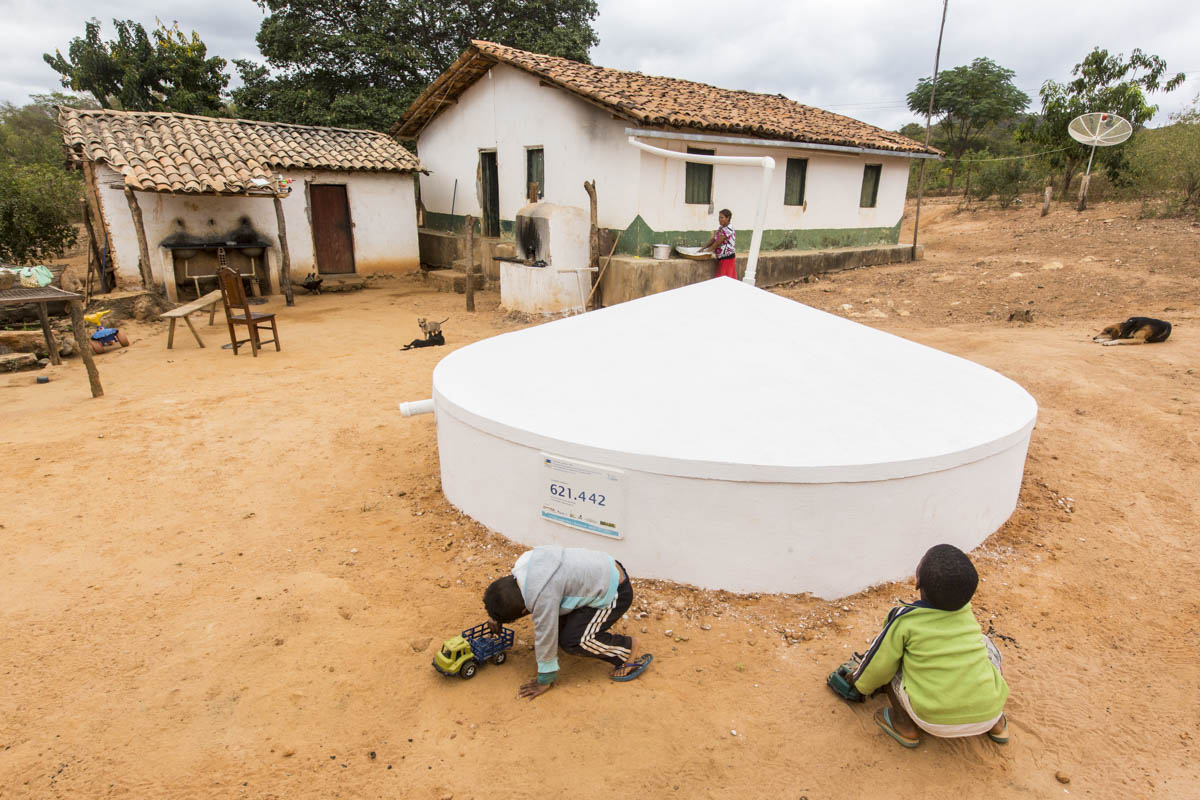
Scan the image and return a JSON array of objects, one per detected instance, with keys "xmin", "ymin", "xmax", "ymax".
[{"xmin": 2, "ymin": 200, "xmax": 1198, "ymax": 798}]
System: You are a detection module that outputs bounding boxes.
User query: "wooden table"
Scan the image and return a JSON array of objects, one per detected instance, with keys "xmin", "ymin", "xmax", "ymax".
[
  {"xmin": 160, "ymin": 289, "xmax": 223, "ymax": 349},
  {"xmin": 0, "ymin": 285, "xmax": 103, "ymax": 397}
]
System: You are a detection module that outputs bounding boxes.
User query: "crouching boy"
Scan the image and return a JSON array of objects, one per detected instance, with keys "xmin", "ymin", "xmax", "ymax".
[
  {"xmin": 483, "ymin": 545, "xmax": 653, "ymax": 700},
  {"xmin": 847, "ymin": 544, "xmax": 1009, "ymax": 748}
]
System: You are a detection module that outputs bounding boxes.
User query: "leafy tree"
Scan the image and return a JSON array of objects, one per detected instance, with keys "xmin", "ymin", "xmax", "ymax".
[
  {"xmin": 970, "ymin": 154, "xmax": 1028, "ymax": 208},
  {"xmin": 0, "ymin": 95, "xmax": 94, "ymax": 264},
  {"xmin": 0, "ymin": 93, "xmax": 98, "ymax": 167},
  {"xmin": 232, "ymin": 0, "xmax": 600, "ymax": 131},
  {"xmin": 1018, "ymin": 48, "xmax": 1185, "ymax": 199},
  {"xmin": 44, "ymin": 19, "xmax": 229, "ymax": 115},
  {"xmin": 1129, "ymin": 97, "xmax": 1200, "ymax": 211},
  {"xmin": 0, "ymin": 162, "xmax": 81, "ymax": 264},
  {"xmin": 907, "ymin": 57, "xmax": 1030, "ymax": 192}
]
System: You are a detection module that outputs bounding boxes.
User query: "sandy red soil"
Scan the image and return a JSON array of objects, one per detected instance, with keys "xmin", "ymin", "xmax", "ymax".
[{"xmin": 2, "ymin": 197, "xmax": 1197, "ymax": 798}]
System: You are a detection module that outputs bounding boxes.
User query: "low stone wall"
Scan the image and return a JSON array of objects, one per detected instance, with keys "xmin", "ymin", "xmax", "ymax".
[
  {"xmin": 418, "ymin": 229, "xmax": 459, "ymax": 269},
  {"xmin": 598, "ymin": 243, "xmax": 923, "ymax": 307}
]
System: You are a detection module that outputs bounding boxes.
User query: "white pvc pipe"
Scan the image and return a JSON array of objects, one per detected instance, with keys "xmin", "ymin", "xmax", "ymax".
[
  {"xmin": 627, "ymin": 136, "xmax": 775, "ymax": 287},
  {"xmin": 399, "ymin": 398, "xmax": 435, "ymax": 417}
]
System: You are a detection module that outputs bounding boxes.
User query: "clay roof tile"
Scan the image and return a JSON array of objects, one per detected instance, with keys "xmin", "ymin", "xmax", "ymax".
[{"xmin": 57, "ymin": 108, "xmax": 423, "ymax": 195}]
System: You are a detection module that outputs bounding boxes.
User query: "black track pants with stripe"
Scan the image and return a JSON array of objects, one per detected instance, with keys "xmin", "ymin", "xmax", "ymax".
[{"xmin": 558, "ymin": 579, "xmax": 633, "ymax": 668}]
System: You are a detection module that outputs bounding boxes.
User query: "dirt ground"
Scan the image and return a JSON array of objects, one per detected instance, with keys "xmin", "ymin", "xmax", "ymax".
[{"xmin": 2, "ymin": 198, "xmax": 1198, "ymax": 799}]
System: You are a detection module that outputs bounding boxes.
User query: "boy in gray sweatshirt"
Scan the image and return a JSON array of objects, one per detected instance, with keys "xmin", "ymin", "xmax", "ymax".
[{"xmin": 484, "ymin": 546, "xmax": 653, "ymax": 699}]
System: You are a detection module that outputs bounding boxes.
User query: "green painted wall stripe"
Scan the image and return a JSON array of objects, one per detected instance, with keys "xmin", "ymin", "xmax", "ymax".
[
  {"xmin": 605, "ymin": 215, "xmax": 902, "ymax": 257},
  {"xmin": 422, "ymin": 211, "xmax": 900, "ymax": 258}
]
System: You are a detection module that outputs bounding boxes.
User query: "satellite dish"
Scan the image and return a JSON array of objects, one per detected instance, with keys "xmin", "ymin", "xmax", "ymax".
[{"xmin": 1068, "ymin": 113, "xmax": 1133, "ymax": 147}]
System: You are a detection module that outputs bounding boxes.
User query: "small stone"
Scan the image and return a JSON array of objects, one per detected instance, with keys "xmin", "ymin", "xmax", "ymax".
[
  {"xmin": 410, "ymin": 637, "xmax": 431, "ymax": 652},
  {"xmin": 274, "ymin": 638, "xmax": 284, "ymax": 646},
  {"xmin": 437, "ymin": 579, "xmax": 451, "ymax": 589},
  {"xmin": 440, "ymin": 794, "xmax": 454, "ymax": 800},
  {"xmin": 664, "ymin": 629, "xmax": 673, "ymax": 637},
  {"xmin": 350, "ymin": 548, "xmax": 359, "ymax": 554},
  {"xmin": 641, "ymin": 626, "xmax": 648, "ymax": 634},
  {"xmin": 730, "ymin": 730, "xmax": 738, "ymax": 736},
  {"xmin": 700, "ymin": 624, "xmax": 711, "ymax": 631},
  {"xmin": 369, "ymin": 751, "xmax": 376, "ymax": 759},
  {"xmin": 282, "ymin": 749, "xmax": 295, "ymax": 758},
  {"xmin": 1055, "ymin": 771, "xmax": 1070, "ymax": 785},
  {"xmin": 671, "ymin": 597, "xmax": 687, "ymax": 611}
]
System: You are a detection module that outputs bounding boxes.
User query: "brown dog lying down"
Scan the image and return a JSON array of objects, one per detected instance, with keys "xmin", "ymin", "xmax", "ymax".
[{"xmin": 1093, "ymin": 317, "xmax": 1172, "ymax": 346}]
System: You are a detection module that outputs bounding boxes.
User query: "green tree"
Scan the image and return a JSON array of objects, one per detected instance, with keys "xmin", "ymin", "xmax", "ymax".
[
  {"xmin": 1129, "ymin": 97, "xmax": 1200, "ymax": 211},
  {"xmin": 0, "ymin": 95, "xmax": 94, "ymax": 264},
  {"xmin": 44, "ymin": 19, "xmax": 229, "ymax": 115},
  {"xmin": 907, "ymin": 58, "xmax": 1030, "ymax": 192},
  {"xmin": 232, "ymin": 0, "xmax": 600, "ymax": 131},
  {"xmin": 0, "ymin": 162, "xmax": 81, "ymax": 264},
  {"xmin": 0, "ymin": 93, "xmax": 98, "ymax": 167},
  {"xmin": 1018, "ymin": 47, "xmax": 1185, "ymax": 199}
]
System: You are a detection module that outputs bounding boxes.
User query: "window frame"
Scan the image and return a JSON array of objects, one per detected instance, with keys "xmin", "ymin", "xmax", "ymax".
[
  {"xmin": 784, "ymin": 157, "xmax": 808, "ymax": 206},
  {"xmin": 860, "ymin": 164, "xmax": 882, "ymax": 208},
  {"xmin": 685, "ymin": 147, "xmax": 714, "ymax": 205},
  {"xmin": 525, "ymin": 146, "xmax": 545, "ymax": 200}
]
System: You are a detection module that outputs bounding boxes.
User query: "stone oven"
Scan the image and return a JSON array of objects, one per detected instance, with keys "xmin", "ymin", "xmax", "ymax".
[{"xmin": 500, "ymin": 203, "xmax": 591, "ymax": 314}]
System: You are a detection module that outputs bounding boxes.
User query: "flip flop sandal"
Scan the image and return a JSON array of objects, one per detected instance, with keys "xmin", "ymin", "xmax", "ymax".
[
  {"xmin": 987, "ymin": 714, "xmax": 1009, "ymax": 744},
  {"xmin": 874, "ymin": 708, "xmax": 920, "ymax": 748},
  {"xmin": 611, "ymin": 653, "xmax": 653, "ymax": 682}
]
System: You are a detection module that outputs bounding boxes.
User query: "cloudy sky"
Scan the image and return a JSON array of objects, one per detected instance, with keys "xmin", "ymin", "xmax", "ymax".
[{"xmin": 4, "ymin": 0, "xmax": 1198, "ymax": 130}]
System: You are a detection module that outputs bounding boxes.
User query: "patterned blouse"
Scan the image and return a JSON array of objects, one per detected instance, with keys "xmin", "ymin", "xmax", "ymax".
[{"xmin": 715, "ymin": 225, "xmax": 736, "ymax": 259}]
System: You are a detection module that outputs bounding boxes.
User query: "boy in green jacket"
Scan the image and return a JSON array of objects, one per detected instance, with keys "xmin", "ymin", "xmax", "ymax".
[{"xmin": 848, "ymin": 544, "xmax": 1010, "ymax": 748}]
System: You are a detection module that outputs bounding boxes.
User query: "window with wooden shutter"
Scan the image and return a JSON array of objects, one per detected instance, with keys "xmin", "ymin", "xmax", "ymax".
[
  {"xmin": 860, "ymin": 164, "xmax": 882, "ymax": 208},
  {"xmin": 784, "ymin": 158, "xmax": 808, "ymax": 206},
  {"xmin": 685, "ymin": 147, "xmax": 714, "ymax": 205},
  {"xmin": 526, "ymin": 148, "xmax": 544, "ymax": 200}
]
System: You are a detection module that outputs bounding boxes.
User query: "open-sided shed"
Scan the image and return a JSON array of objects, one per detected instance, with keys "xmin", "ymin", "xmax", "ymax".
[{"xmin": 60, "ymin": 109, "xmax": 425, "ymax": 303}]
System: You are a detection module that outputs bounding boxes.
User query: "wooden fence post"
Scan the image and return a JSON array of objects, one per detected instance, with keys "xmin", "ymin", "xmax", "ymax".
[
  {"xmin": 123, "ymin": 187, "xmax": 155, "ymax": 290},
  {"xmin": 1041, "ymin": 185, "xmax": 1052, "ymax": 217},
  {"xmin": 273, "ymin": 195, "xmax": 295, "ymax": 306},
  {"xmin": 464, "ymin": 214, "xmax": 476, "ymax": 312},
  {"xmin": 68, "ymin": 299, "xmax": 103, "ymax": 398},
  {"xmin": 1077, "ymin": 174, "xmax": 1090, "ymax": 212}
]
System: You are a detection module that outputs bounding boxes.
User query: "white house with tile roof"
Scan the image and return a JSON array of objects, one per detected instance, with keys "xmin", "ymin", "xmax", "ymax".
[
  {"xmin": 395, "ymin": 41, "xmax": 940, "ymax": 258},
  {"xmin": 60, "ymin": 108, "xmax": 424, "ymax": 301}
]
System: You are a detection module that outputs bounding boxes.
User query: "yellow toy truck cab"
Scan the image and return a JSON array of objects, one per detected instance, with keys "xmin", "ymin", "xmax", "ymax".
[{"xmin": 432, "ymin": 623, "xmax": 514, "ymax": 680}]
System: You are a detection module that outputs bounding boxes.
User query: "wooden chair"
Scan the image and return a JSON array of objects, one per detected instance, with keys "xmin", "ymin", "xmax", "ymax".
[{"xmin": 217, "ymin": 266, "xmax": 280, "ymax": 356}]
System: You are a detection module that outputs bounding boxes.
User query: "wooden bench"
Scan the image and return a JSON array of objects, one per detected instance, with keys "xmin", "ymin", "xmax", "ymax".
[{"xmin": 160, "ymin": 289, "xmax": 223, "ymax": 349}]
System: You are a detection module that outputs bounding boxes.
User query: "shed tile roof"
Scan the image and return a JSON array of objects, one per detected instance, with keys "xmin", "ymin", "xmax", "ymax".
[
  {"xmin": 60, "ymin": 108, "xmax": 424, "ymax": 195},
  {"xmin": 395, "ymin": 41, "xmax": 938, "ymax": 156}
]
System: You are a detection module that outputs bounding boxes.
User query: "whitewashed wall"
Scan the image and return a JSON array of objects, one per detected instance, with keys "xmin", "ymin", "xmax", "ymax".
[
  {"xmin": 415, "ymin": 63, "xmax": 914, "ymax": 237},
  {"xmin": 635, "ymin": 142, "xmax": 909, "ymax": 234},
  {"xmin": 94, "ymin": 165, "xmax": 419, "ymax": 293},
  {"xmin": 416, "ymin": 63, "xmax": 641, "ymax": 230}
]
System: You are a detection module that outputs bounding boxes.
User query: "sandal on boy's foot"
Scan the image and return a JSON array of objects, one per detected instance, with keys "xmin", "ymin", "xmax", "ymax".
[
  {"xmin": 874, "ymin": 708, "xmax": 920, "ymax": 748},
  {"xmin": 987, "ymin": 714, "xmax": 1009, "ymax": 744},
  {"xmin": 611, "ymin": 653, "xmax": 653, "ymax": 682}
]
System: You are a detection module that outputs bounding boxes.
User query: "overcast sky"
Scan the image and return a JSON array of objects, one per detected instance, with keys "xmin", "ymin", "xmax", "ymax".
[{"xmin": 4, "ymin": 0, "xmax": 1198, "ymax": 130}]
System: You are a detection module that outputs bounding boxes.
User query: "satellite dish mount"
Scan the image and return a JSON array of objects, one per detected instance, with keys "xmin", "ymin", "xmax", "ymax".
[{"xmin": 1068, "ymin": 113, "xmax": 1133, "ymax": 211}]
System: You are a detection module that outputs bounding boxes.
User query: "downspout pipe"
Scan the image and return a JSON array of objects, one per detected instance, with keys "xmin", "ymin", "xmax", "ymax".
[
  {"xmin": 399, "ymin": 399, "xmax": 435, "ymax": 417},
  {"xmin": 626, "ymin": 137, "xmax": 775, "ymax": 287}
]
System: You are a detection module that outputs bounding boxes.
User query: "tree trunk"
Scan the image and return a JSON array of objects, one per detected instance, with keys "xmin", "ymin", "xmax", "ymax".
[
  {"xmin": 947, "ymin": 158, "xmax": 958, "ymax": 193},
  {"xmin": 1060, "ymin": 162, "xmax": 1075, "ymax": 201}
]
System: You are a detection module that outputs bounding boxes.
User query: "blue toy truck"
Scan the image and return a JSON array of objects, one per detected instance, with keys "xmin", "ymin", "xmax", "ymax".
[{"xmin": 432, "ymin": 622, "xmax": 515, "ymax": 680}]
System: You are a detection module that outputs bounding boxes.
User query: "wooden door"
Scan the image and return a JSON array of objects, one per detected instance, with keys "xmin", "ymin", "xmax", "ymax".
[
  {"xmin": 310, "ymin": 184, "xmax": 355, "ymax": 274},
  {"xmin": 480, "ymin": 151, "xmax": 500, "ymax": 238}
]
